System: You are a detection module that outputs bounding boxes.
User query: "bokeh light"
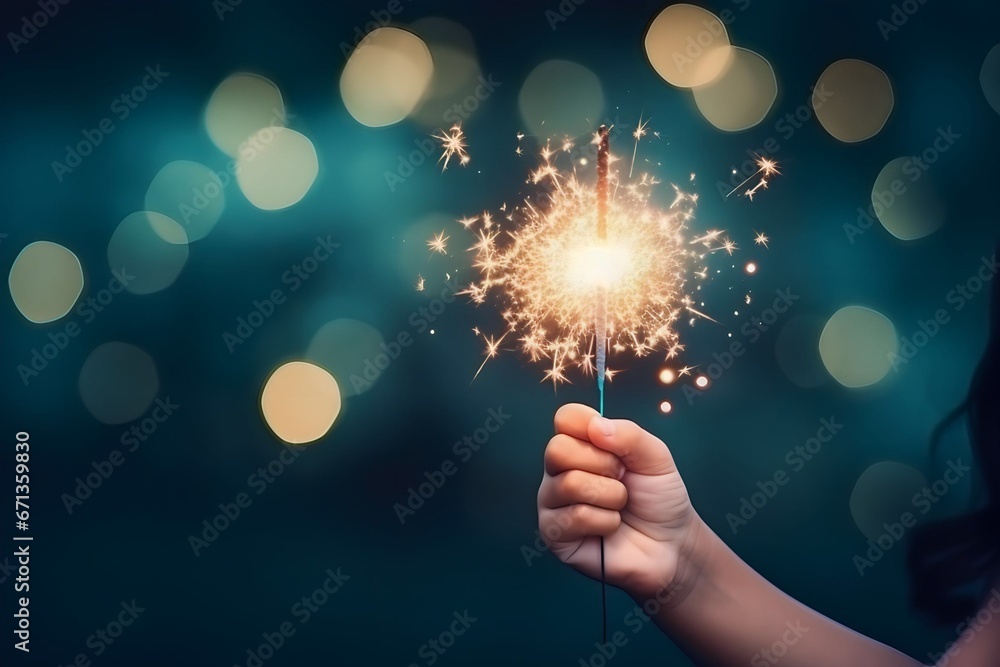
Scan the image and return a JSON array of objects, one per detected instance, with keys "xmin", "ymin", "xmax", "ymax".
[
  {"xmin": 9, "ymin": 241, "xmax": 84, "ymax": 324},
  {"xmin": 819, "ymin": 306, "xmax": 898, "ymax": 388},
  {"xmin": 340, "ymin": 27, "xmax": 435, "ymax": 127},
  {"xmin": 695, "ymin": 375, "xmax": 709, "ymax": 389},
  {"xmin": 205, "ymin": 73, "xmax": 286, "ymax": 157},
  {"xmin": 518, "ymin": 60, "xmax": 604, "ymax": 139},
  {"xmin": 107, "ymin": 212, "xmax": 189, "ymax": 294},
  {"xmin": 408, "ymin": 18, "xmax": 482, "ymax": 127},
  {"xmin": 145, "ymin": 160, "xmax": 226, "ymax": 243},
  {"xmin": 306, "ymin": 319, "xmax": 386, "ymax": 397},
  {"xmin": 745, "ymin": 262, "xmax": 757, "ymax": 275},
  {"xmin": 774, "ymin": 315, "xmax": 829, "ymax": 389},
  {"xmin": 78, "ymin": 342, "xmax": 159, "ymax": 425},
  {"xmin": 814, "ymin": 59, "xmax": 893, "ymax": 143},
  {"xmin": 644, "ymin": 4, "xmax": 733, "ymax": 88},
  {"xmin": 692, "ymin": 47, "xmax": 777, "ymax": 131},
  {"xmin": 236, "ymin": 128, "xmax": 319, "ymax": 210},
  {"xmin": 659, "ymin": 401, "xmax": 673, "ymax": 414},
  {"xmin": 658, "ymin": 367, "xmax": 676, "ymax": 384},
  {"xmin": 850, "ymin": 461, "xmax": 928, "ymax": 542},
  {"xmin": 260, "ymin": 361, "xmax": 342, "ymax": 444},
  {"xmin": 982, "ymin": 44, "xmax": 1000, "ymax": 115},
  {"xmin": 872, "ymin": 157, "xmax": 945, "ymax": 240}
]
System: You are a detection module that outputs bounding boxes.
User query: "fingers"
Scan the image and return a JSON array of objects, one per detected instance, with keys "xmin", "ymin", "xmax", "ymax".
[
  {"xmin": 554, "ymin": 403, "xmax": 600, "ymax": 440},
  {"xmin": 539, "ymin": 504, "xmax": 622, "ymax": 542},
  {"xmin": 538, "ymin": 469, "xmax": 628, "ymax": 511},
  {"xmin": 587, "ymin": 416, "xmax": 676, "ymax": 476},
  {"xmin": 544, "ymin": 433, "xmax": 625, "ymax": 479}
]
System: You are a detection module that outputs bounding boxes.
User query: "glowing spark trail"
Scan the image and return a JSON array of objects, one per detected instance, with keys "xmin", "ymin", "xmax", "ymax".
[
  {"xmin": 726, "ymin": 155, "xmax": 780, "ymax": 200},
  {"xmin": 629, "ymin": 115, "xmax": 650, "ymax": 179},
  {"xmin": 427, "ymin": 231, "xmax": 449, "ymax": 255},
  {"xmin": 433, "ymin": 123, "xmax": 470, "ymax": 172}
]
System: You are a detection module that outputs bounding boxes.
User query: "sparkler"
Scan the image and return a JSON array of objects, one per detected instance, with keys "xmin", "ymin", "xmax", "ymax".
[{"xmin": 726, "ymin": 154, "xmax": 780, "ymax": 200}]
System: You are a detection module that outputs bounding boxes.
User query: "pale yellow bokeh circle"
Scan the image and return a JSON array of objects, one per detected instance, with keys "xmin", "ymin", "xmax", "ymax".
[
  {"xmin": 261, "ymin": 361, "xmax": 342, "ymax": 444},
  {"xmin": 644, "ymin": 4, "xmax": 733, "ymax": 88},
  {"xmin": 819, "ymin": 306, "xmax": 898, "ymax": 388},
  {"xmin": 518, "ymin": 60, "xmax": 604, "ymax": 139},
  {"xmin": 872, "ymin": 157, "xmax": 946, "ymax": 240},
  {"xmin": 340, "ymin": 27, "xmax": 434, "ymax": 127},
  {"xmin": 814, "ymin": 59, "xmax": 894, "ymax": 143},
  {"xmin": 9, "ymin": 241, "xmax": 84, "ymax": 323},
  {"xmin": 236, "ymin": 128, "xmax": 319, "ymax": 210},
  {"xmin": 693, "ymin": 47, "xmax": 777, "ymax": 131},
  {"xmin": 205, "ymin": 73, "xmax": 286, "ymax": 157},
  {"xmin": 850, "ymin": 461, "xmax": 928, "ymax": 542}
]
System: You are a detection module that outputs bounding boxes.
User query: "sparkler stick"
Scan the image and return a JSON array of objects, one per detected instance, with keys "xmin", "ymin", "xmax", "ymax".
[{"xmin": 595, "ymin": 123, "xmax": 610, "ymax": 644}]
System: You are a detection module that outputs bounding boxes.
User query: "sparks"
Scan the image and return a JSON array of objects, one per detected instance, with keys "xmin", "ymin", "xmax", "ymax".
[
  {"xmin": 433, "ymin": 123, "xmax": 470, "ymax": 172},
  {"xmin": 754, "ymin": 230, "xmax": 770, "ymax": 248},
  {"xmin": 726, "ymin": 154, "xmax": 781, "ymax": 200},
  {"xmin": 457, "ymin": 137, "xmax": 726, "ymax": 384},
  {"xmin": 427, "ymin": 231, "xmax": 450, "ymax": 254},
  {"xmin": 415, "ymin": 275, "xmax": 426, "ymax": 292},
  {"xmin": 629, "ymin": 115, "xmax": 650, "ymax": 178}
]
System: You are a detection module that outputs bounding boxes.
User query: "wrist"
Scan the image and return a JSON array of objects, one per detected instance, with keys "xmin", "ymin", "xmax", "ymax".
[{"xmin": 625, "ymin": 511, "xmax": 719, "ymax": 611}]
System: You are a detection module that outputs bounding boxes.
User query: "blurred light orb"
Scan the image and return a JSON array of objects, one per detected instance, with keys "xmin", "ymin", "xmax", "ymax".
[
  {"xmin": 236, "ymin": 128, "xmax": 319, "ymax": 210},
  {"xmin": 518, "ymin": 60, "xmax": 604, "ymax": 139},
  {"xmin": 205, "ymin": 73, "xmax": 286, "ymax": 157},
  {"xmin": 695, "ymin": 375, "xmax": 709, "ymax": 389},
  {"xmin": 850, "ymin": 461, "xmax": 928, "ymax": 542},
  {"xmin": 306, "ymin": 319, "xmax": 387, "ymax": 397},
  {"xmin": 814, "ymin": 59, "xmax": 894, "ymax": 143},
  {"xmin": 78, "ymin": 342, "xmax": 159, "ymax": 424},
  {"xmin": 9, "ymin": 241, "xmax": 84, "ymax": 323},
  {"xmin": 644, "ymin": 4, "xmax": 733, "ymax": 88},
  {"xmin": 659, "ymin": 401, "xmax": 673, "ymax": 414},
  {"xmin": 658, "ymin": 367, "xmax": 677, "ymax": 384},
  {"xmin": 872, "ymin": 157, "xmax": 946, "ymax": 240},
  {"xmin": 693, "ymin": 47, "xmax": 777, "ymax": 131},
  {"xmin": 145, "ymin": 160, "xmax": 226, "ymax": 243},
  {"xmin": 107, "ymin": 212, "xmax": 189, "ymax": 294},
  {"xmin": 982, "ymin": 44, "xmax": 1000, "ymax": 115},
  {"xmin": 341, "ymin": 27, "xmax": 434, "ymax": 127},
  {"xmin": 774, "ymin": 315, "xmax": 829, "ymax": 389},
  {"xmin": 409, "ymin": 18, "xmax": 482, "ymax": 127},
  {"xmin": 819, "ymin": 306, "xmax": 898, "ymax": 388},
  {"xmin": 745, "ymin": 262, "xmax": 757, "ymax": 275},
  {"xmin": 261, "ymin": 361, "xmax": 342, "ymax": 444}
]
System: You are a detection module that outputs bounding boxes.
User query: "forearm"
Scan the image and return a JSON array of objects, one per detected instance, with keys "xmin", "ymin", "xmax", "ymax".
[{"xmin": 632, "ymin": 514, "xmax": 923, "ymax": 667}]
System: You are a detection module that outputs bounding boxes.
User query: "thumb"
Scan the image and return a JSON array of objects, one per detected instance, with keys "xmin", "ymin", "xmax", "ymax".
[{"xmin": 587, "ymin": 416, "xmax": 676, "ymax": 476}]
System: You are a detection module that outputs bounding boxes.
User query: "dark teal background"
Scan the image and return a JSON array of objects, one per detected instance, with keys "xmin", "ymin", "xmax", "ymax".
[{"xmin": 1, "ymin": 0, "xmax": 998, "ymax": 664}]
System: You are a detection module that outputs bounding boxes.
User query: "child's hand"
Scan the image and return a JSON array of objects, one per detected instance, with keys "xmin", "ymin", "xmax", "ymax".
[{"xmin": 537, "ymin": 403, "xmax": 701, "ymax": 598}]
